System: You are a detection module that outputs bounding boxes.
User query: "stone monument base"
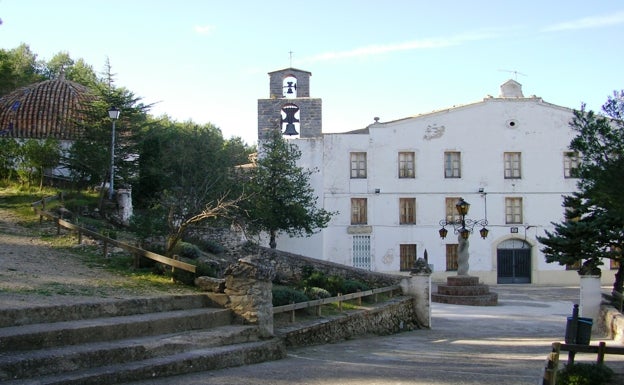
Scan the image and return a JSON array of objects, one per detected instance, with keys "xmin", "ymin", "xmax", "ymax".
[{"xmin": 432, "ymin": 276, "xmax": 498, "ymax": 306}]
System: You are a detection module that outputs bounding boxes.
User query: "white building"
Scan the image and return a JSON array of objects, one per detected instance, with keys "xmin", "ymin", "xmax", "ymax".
[{"xmin": 258, "ymin": 68, "xmax": 615, "ymax": 286}]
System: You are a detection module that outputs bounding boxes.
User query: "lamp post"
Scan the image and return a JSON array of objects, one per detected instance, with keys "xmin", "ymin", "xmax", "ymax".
[
  {"xmin": 108, "ymin": 107, "xmax": 120, "ymax": 200},
  {"xmin": 438, "ymin": 197, "xmax": 488, "ymax": 275}
]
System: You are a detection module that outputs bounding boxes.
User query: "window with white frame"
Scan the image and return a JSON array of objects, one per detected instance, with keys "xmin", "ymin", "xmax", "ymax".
[
  {"xmin": 351, "ymin": 198, "xmax": 367, "ymax": 225},
  {"xmin": 399, "ymin": 198, "xmax": 416, "ymax": 224},
  {"xmin": 563, "ymin": 152, "xmax": 579, "ymax": 178},
  {"xmin": 505, "ymin": 197, "xmax": 523, "ymax": 224},
  {"xmin": 444, "ymin": 151, "xmax": 461, "ymax": 178},
  {"xmin": 350, "ymin": 152, "xmax": 367, "ymax": 179},
  {"xmin": 504, "ymin": 152, "xmax": 522, "ymax": 179},
  {"xmin": 398, "ymin": 152, "xmax": 415, "ymax": 178}
]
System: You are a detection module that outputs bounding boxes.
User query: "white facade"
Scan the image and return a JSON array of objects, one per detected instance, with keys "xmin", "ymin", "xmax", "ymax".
[{"xmin": 262, "ymin": 73, "xmax": 615, "ymax": 286}]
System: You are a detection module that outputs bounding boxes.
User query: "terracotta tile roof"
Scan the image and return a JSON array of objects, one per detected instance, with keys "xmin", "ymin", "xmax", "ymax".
[{"xmin": 0, "ymin": 77, "xmax": 96, "ymax": 140}]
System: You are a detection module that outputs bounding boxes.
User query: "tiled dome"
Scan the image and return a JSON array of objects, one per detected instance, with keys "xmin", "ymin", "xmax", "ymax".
[{"xmin": 0, "ymin": 75, "xmax": 96, "ymax": 140}]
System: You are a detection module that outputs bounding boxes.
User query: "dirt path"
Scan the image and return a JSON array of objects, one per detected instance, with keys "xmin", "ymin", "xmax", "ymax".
[{"xmin": 0, "ymin": 206, "xmax": 196, "ymax": 309}]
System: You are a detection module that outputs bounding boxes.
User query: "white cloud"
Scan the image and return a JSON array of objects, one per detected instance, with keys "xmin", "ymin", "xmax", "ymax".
[
  {"xmin": 193, "ymin": 25, "xmax": 216, "ymax": 35},
  {"xmin": 298, "ymin": 31, "xmax": 497, "ymax": 64},
  {"xmin": 543, "ymin": 11, "xmax": 624, "ymax": 32}
]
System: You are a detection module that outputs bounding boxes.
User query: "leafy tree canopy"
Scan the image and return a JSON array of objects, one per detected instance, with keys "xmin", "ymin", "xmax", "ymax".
[{"xmin": 243, "ymin": 129, "xmax": 336, "ymax": 248}]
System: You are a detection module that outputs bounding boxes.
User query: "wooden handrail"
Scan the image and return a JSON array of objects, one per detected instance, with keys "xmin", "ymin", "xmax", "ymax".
[
  {"xmin": 543, "ymin": 342, "xmax": 624, "ymax": 385},
  {"xmin": 33, "ymin": 206, "xmax": 196, "ymax": 273},
  {"xmin": 273, "ymin": 285, "xmax": 402, "ymax": 314}
]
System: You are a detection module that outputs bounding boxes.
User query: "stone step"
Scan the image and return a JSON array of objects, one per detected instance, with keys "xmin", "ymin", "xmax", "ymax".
[
  {"xmin": 436, "ymin": 284, "xmax": 491, "ymax": 296},
  {"xmin": 1, "ymin": 339, "xmax": 286, "ymax": 385},
  {"xmin": 0, "ymin": 307, "xmax": 232, "ymax": 352},
  {"xmin": 0, "ymin": 294, "xmax": 213, "ymax": 328},
  {"xmin": 0, "ymin": 325, "xmax": 260, "ymax": 381},
  {"xmin": 0, "ymin": 294, "xmax": 286, "ymax": 384},
  {"xmin": 432, "ymin": 292, "xmax": 499, "ymax": 306}
]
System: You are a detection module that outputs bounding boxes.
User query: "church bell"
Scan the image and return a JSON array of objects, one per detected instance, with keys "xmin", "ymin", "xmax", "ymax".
[{"xmin": 283, "ymin": 123, "xmax": 299, "ymax": 136}]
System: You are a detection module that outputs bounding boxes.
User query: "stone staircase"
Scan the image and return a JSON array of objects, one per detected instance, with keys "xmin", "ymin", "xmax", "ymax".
[
  {"xmin": 0, "ymin": 294, "xmax": 285, "ymax": 384},
  {"xmin": 432, "ymin": 276, "xmax": 498, "ymax": 306}
]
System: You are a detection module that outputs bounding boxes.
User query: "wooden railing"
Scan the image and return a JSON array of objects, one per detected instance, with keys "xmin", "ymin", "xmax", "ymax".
[
  {"xmin": 32, "ymin": 199, "xmax": 196, "ymax": 274},
  {"xmin": 543, "ymin": 342, "xmax": 624, "ymax": 385},
  {"xmin": 273, "ymin": 284, "xmax": 402, "ymax": 322}
]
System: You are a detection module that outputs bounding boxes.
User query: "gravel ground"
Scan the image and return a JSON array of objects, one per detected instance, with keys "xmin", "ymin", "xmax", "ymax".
[{"xmin": 0, "ymin": 205, "xmax": 197, "ymax": 309}]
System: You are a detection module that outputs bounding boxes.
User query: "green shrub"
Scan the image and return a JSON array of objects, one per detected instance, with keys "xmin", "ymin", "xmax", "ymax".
[
  {"xmin": 341, "ymin": 279, "xmax": 370, "ymax": 294},
  {"xmin": 326, "ymin": 275, "xmax": 344, "ymax": 295},
  {"xmin": 272, "ymin": 285, "xmax": 309, "ymax": 306},
  {"xmin": 195, "ymin": 262, "xmax": 217, "ymax": 278},
  {"xmin": 185, "ymin": 236, "xmax": 225, "ymax": 255},
  {"xmin": 305, "ymin": 286, "xmax": 331, "ymax": 299},
  {"xmin": 557, "ymin": 363, "xmax": 614, "ymax": 385},
  {"xmin": 303, "ymin": 270, "xmax": 327, "ymax": 289},
  {"xmin": 173, "ymin": 242, "xmax": 202, "ymax": 259}
]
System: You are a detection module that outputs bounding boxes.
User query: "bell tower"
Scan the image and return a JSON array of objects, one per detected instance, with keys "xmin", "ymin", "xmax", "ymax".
[{"xmin": 257, "ymin": 68, "xmax": 322, "ymax": 140}]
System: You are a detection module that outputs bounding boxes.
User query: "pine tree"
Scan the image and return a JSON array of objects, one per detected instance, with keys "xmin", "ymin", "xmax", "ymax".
[{"xmin": 245, "ymin": 130, "xmax": 335, "ymax": 249}]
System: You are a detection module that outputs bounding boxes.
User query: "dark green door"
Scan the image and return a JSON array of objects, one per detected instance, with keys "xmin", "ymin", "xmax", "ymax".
[{"xmin": 497, "ymin": 247, "xmax": 531, "ymax": 284}]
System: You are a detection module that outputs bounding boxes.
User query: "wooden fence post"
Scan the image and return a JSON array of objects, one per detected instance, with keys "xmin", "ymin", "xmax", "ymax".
[
  {"xmin": 598, "ymin": 341, "xmax": 606, "ymax": 364},
  {"xmin": 357, "ymin": 289, "xmax": 362, "ymax": 306},
  {"xmin": 290, "ymin": 301, "xmax": 296, "ymax": 323},
  {"xmin": 543, "ymin": 342, "xmax": 561, "ymax": 385},
  {"xmin": 338, "ymin": 293, "xmax": 343, "ymax": 312}
]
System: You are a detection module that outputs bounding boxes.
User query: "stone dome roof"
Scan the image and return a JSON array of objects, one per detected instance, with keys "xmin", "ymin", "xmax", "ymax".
[{"xmin": 0, "ymin": 76, "xmax": 96, "ymax": 140}]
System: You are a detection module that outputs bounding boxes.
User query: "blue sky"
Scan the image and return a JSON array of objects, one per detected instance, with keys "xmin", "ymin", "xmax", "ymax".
[{"xmin": 2, "ymin": 0, "xmax": 623, "ymax": 145}]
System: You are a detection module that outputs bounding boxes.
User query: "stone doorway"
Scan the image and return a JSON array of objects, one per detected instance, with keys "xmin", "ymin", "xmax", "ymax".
[{"xmin": 497, "ymin": 239, "xmax": 531, "ymax": 284}]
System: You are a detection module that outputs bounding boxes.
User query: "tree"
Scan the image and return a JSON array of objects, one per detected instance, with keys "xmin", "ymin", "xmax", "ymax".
[
  {"xmin": 244, "ymin": 129, "xmax": 336, "ymax": 249},
  {"xmin": 0, "ymin": 44, "xmax": 45, "ymax": 97},
  {"xmin": 134, "ymin": 119, "xmax": 250, "ymax": 256},
  {"xmin": 0, "ymin": 138, "xmax": 20, "ymax": 181},
  {"xmin": 64, "ymin": 59, "xmax": 153, "ymax": 203},
  {"xmin": 20, "ymin": 138, "xmax": 62, "ymax": 190},
  {"xmin": 538, "ymin": 91, "xmax": 624, "ymax": 293}
]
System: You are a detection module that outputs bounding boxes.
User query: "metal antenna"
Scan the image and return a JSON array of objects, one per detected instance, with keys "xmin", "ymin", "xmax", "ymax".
[{"xmin": 498, "ymin": 69, "xmax": 527, "ymax": 80}]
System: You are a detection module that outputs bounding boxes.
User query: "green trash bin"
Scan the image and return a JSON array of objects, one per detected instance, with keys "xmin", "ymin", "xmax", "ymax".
[{"xmin": 565, "ymin": 316, "xmax": 593, "ymax": 345}]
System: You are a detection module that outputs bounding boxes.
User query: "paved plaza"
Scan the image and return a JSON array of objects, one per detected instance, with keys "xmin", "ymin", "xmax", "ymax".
[{"xmin": 125, "ymin": 285, "xmax": 624, "ymax": 385}]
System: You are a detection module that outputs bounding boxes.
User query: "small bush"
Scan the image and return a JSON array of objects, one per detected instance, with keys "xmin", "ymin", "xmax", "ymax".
[
  {"xmin": 326, "ymin": 275, "xmax": 344, "ymax": 295},
  {"xmin": 272, "ymin": 285, "xmax": 309, "ymax": 306},
  {"xmin": 305, "ymin": 286, "xmax": 331, "ymax": 299},
  {"xmin": 173, "ymin": 242, "xmax": 202, "ymax": 259},
  {"xmin": 195, "ymin": 262, "xmax": 217, "ymax": 278},
  {"xmin": 185, "ymin": 236, "xmax": 225, "ymax": 255},
  {"xmin": 341, "ymin": 279, "xmax": 370, "ymax": 294},
  {"xmin": 557, "ymin": 363, "xmax": 614, "ymax": 385},
  {"xmin": 303, "ymin": 270, "xmax": 327, "ymax": 289}
]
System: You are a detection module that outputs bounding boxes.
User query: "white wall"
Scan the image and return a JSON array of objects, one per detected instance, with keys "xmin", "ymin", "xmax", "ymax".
[{"xmin": 274, "ymin": 94, "xmax": 613, "ymax": 285}]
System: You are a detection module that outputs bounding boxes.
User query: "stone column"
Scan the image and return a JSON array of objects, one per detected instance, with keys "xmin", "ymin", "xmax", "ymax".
[
  {"xmin": 224, "ymin": 257, "xmax": 276, "ymax": 337},
  {"xmin": 400, "ymin": 258, "xmax": 432, "ymax": 328},
  {"xmin": 457, "ymin": 234, "xmax": 469, "ymax": 275},
  {"xmin": 116, "ymin": 188, "xmax": 133, "ymax": 225},
  {"xmin": 579, "ymin": 274, "xmax": 601, "ymax": 328}
]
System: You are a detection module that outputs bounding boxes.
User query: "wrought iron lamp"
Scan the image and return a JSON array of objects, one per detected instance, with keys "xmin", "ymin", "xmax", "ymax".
[{"xmin": 438, "ymin": 197, "xmax": 489, "ymax": 240}]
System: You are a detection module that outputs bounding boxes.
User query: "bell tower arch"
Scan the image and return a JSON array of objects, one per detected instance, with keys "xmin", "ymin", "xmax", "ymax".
[{"xmin": 257, "ymin": 67, "xmax": 322, "ymax": 140}]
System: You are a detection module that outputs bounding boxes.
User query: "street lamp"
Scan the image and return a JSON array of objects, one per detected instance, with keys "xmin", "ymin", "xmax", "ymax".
[
  {"xmin": 438, "ymin": 197, "xmax": 489, "ymax": 276},
  {"xmin": 438, "ymin": 198, "xmax": 489, "ymax": 240},
  {"xmin": 108, "ymin": 106, "xmax": 120, "ymax": 200}
]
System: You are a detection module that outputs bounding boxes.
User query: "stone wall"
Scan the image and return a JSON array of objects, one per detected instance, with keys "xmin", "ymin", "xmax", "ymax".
[
  {"xmin": 277, "ymin": 297, "xmax": 419, "ymax": 347},
  {"xmin": 599, "ymin": 303, "xmax": 624, "ymax": 343},
  {"xmin": 252, "ymin": 246, "xmax": 403, "ymax": 288}
]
